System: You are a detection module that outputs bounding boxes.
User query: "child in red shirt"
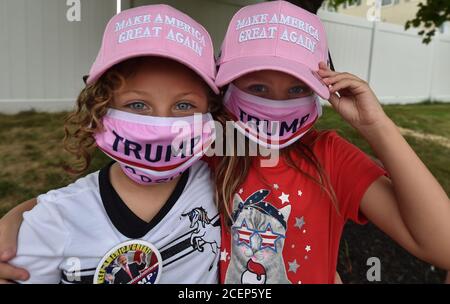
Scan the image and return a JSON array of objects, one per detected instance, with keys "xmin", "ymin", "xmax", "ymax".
[
  {"xmin": 217, "ymin": 129, "xmax": 386, "ymax": 283},
  {"xmin": 213, "ymin": 1, "xmax": 450, "ymax": 283}
]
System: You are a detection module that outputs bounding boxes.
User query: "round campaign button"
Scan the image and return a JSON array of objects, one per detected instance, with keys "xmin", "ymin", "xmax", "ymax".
[{"xmin": 94, "ymin": 240, "xmax": 162, "ymax": 284}]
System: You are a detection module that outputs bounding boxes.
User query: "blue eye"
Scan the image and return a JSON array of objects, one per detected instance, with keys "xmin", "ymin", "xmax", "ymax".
[
  {"xmin": 289, "ymin": 86, "xmax": 313, "ymax": 96},
  {"xmin": 288, "ymin": 86, "xmax": 306, "ymax": 95},
  {"xmin": 127, "ymin": 101, "xmax": 148, "ymax": 111},
  {"xmin": 248, "ymin": 85, "xmax": 268, "ymax": 94},
  {"xmin": 176, "ymin": 102, "xmax": 194, "ymax": 111}
]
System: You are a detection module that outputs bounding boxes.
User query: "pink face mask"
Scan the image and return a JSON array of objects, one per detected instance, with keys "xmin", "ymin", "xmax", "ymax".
[
  {"xmin": 94, "ymin": 108, "xmax": 215, "ymax": 185},
  {"xmin": 224, "ymin": 84, "xmax": 322, "ymax": 149}
]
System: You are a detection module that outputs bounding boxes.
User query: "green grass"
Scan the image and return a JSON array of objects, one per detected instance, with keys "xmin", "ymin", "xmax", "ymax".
[
  {"xmin": 0, "ymin": 111, "xmax": 109, "ymax": 217},
  {"xmin": 316, "ymin": 104, "xmax": 450, "ymax": 196},
  {"xmin": 0, "ymin": 103, "xmax": 449, "ymax": 217},
  {"xmin": 383, "ymin": 103, "xmax": 450, "ymax": 138}
]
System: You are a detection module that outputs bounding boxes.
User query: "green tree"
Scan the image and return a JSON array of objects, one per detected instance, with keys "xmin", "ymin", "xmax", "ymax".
[
  {"xmin": 404, "ymin": 0, "xmax": 450, "ymax": 44},
  {"xmin": 280, "ymin": 0, "xmax": 450, "ymax": 44}
]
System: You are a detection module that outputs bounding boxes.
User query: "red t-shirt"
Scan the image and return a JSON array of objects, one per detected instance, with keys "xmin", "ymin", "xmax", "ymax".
[{"xmin": 215, "ymin": 130, "xmax": 386, "ymax": 284}]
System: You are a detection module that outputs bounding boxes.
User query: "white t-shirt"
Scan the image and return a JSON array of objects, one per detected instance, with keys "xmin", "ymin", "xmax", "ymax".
[{"xmin": 11, "ymin": 161, "xmax": 221, "ymax": 284}]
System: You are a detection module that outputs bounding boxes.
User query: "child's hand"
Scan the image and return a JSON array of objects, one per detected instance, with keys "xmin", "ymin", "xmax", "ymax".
[
  {"xmin": 0, "ymin": 254, "xmax": 29, "ymax": 284},
  {"xmin": 0, "ymin": 232, "xmax": 29, "ymax": 283},
  {"xmin": 0, "ymin": 201, "xmax": 33, "ymax": 283},
  {"xmin": 317, "ymin": 62, "xmax": 390, "ymax": 133}
]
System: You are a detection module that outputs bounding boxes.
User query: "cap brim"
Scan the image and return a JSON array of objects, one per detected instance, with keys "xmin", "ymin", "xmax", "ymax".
[
  {"xmin": 216, "ymin": 56, "xmax": 330, "ymax": 99},
  {"xmin": 87, "ymin": 50, "xmax": 219, "ymax": 94}
]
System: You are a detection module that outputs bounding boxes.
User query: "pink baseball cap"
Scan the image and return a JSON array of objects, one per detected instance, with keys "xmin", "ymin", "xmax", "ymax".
[
  {"xmin": 216, "ymin": 0, "xmax": 330, "ymax": 99},
  {"xmin": 86, "ymin": 4, "xmax": 219, "ymax": 94}
]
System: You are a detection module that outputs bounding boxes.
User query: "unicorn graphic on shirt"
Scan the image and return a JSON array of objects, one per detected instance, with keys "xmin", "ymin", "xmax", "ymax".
[
  {"xmin": 182, "ymin": 207, "xmax": 219, "ymax": 271},
  {"xmin": 225, "ymin": 189, "xmax": 292, "ymax": 284}
]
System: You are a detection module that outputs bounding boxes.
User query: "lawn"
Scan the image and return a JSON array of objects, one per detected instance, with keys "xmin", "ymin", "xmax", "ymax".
[
  {"xmin": 318, "ymin": 103, "xmax": 450, "ymax": 284},
  {"xmin": 0, "ymin": 102, "xmax": 449, "ymax": 283}
]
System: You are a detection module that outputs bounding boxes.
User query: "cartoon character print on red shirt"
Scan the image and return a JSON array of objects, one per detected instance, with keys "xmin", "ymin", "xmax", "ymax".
[
  {"xmin": 218, "ymin": 131, "xmax": 387, "ymax": 284},
  {"xmin": 225, "ymin": 189, "xmax": 292, "ymax": 284}
]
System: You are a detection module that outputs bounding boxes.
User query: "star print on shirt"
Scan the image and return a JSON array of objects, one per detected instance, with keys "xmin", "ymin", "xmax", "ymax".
[
  {"xmin": 258, "ymin": 224, "xmax": 285, "ymax": 252},
  {"xmin": 220, "ymin": 249, "xmax": 228, "ymax": 261},
  {"xmin": 294, "ymin": 216, "xmax": 305, "ymax": 229},
  {"xmin": 234, "ymin": 220, "xmax": 253, "ymax": 246},
  {"xmin": 288, "ymin": 259, "xmax": 300, "ymax": 273},
  {"xmin": 233, "ymin": 221, "xmax": 285, "ymax": 252},
  {"xmin": 278, "ymin": 192, "xmax": 290, "ymax": 205},
  {"xmin": 305, "ymin": 245, "xmax": 311, "ymax": 252}
]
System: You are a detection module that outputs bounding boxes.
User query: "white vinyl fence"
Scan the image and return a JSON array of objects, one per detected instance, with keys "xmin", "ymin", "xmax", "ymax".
[
  {"xmin": 0, "ymin": 1, "xmax": 449, "ymax": 114},
  {"xmin": 0, "ymin": 0, "xmax": 116, "ymax": 114},
  {"xmin": 319, "ymin": 10, "xmax": 450, "ymax": 104}
]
